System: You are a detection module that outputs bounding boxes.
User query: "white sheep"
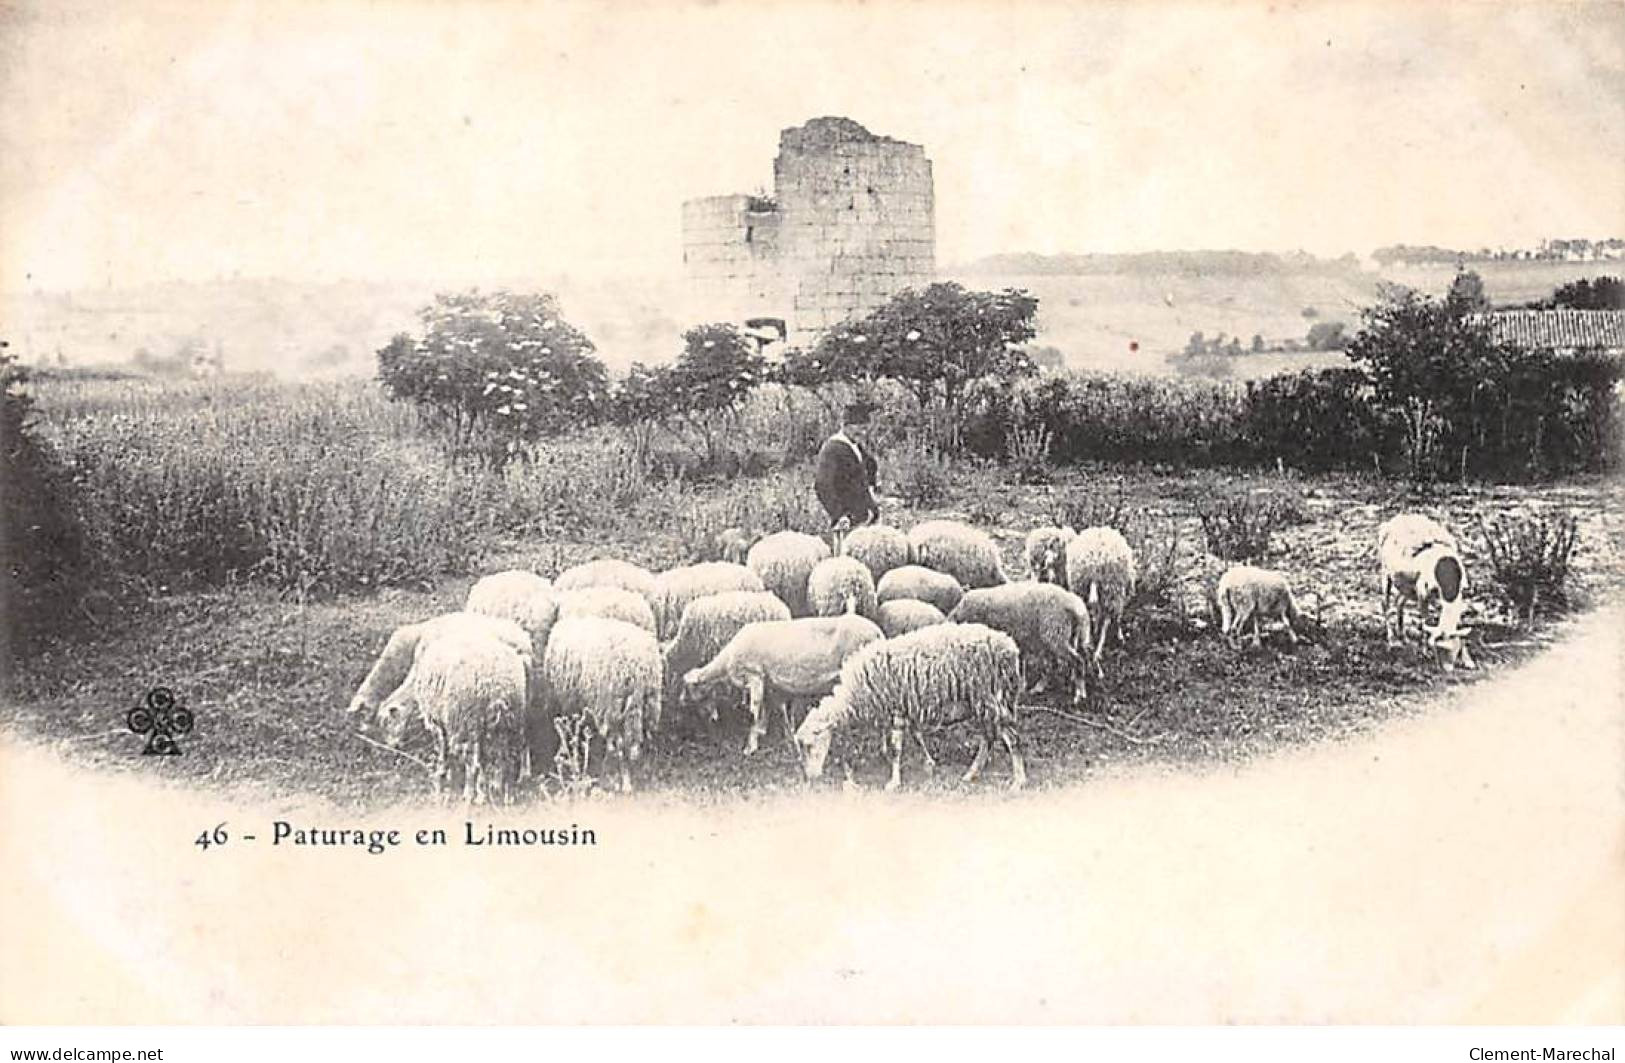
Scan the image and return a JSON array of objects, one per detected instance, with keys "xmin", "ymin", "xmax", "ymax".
[
  {"xmin": 1024, "ymin": 525, "xmax": 1077, "ymax": 585},
  {"xmin": 376, "ymin": 629, "xmax": 531, "ymax": 806},
  {"xmin": 682, "ymin": 614, "xmax": 884, "ymax": 755},
  {"xmin": 948, "ymin": 581, "xmax": 1095, "ymax": 703},
  {"xmin": 876, "ymin": 598, "xmax": 947, "ymax": 638},
  {"xmin": 807, "ymin": 555, "xmax": 879, "ymax": 619},
  {"xmin": 651, "ymin": 561, "xmax": 768, "ymax": 640},
  {"xmin": 1214, "ymin": 564, "xmax": 1305, "ymax": 648},
  {"xmin": 464, "ymin": 568, "xmax": 561, "ymax": 664},
  {"xmin": 554, "ymin": 586, "xmax": 658, "ymax": 633},
  {"xmin": 1064, "ymin": 526, "xmax": 1138, "ymax": 668},
  {"xmin": 746, "ymin": 531, "xmax": 832, "ymax": 617},
  {"xmin": 660, "ymin": 590, "xmax": 793, "ymax": 720},
  {"xmin": 540, "ymin": 616, "xmax": 664, "ymax": 793},
  {"xmin": 839, "ymin": 523, "xmax": 911, "ymax": 582},
  {"xmin": 1377, "ymin": 513, "xmax": 1476, "ymax": 670},
  {"xmin": 794, "ymin": 622, "xmax": 1026, "ymax": 792},
  {"xmin": 553, "ymin": 558, "xmax": 658, "ymax": 602},
  {"xmin": 908, "ymin": 519, "xmax": 1010, "ymax": 589},
  {"xmin": 347, "ymin": 610, "xmax": 532, "ymax": 721},
  {"xmin": 875, "ymin": 564, "xmax": 966, "ymax": 615}
]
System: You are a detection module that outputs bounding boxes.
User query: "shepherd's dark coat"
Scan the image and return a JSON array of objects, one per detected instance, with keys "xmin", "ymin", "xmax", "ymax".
[{"xmin": 815, "ymin": 432, "xmax": 880, "ymax": 528}]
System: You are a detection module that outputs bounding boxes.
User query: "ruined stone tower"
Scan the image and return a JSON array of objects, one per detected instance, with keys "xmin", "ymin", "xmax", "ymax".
[{"xmin": 681, "ymin": 117, "xmax": 935, "ymax": 349}]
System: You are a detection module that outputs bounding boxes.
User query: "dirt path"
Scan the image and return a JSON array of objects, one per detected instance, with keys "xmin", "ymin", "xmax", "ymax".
[{"xmin": 3, "ymin": 605, "xmax": 1621, "ymax": 1023}]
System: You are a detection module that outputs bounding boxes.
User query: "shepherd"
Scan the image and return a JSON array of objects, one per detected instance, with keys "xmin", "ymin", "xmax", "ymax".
[{"xmin": 815, "ymin": 402, "xmax": 880, "ymax": 531}]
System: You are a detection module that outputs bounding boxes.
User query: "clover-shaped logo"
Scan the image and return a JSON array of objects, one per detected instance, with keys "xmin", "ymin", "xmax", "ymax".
[{"xmin": 126, "ymin": 687, "xmax": 194, "ymax": 755}]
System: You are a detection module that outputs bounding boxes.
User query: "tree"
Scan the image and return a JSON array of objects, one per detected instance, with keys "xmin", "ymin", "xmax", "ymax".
[
  {"xmin": 1305, "ymin": 321, "xmax": 1347, "ymax": 351},
  {"xmin": 803, "ymin": 282, "xmax": 1039, "ymax": 414},
  {"xmin": 1250, "ymin": 334, "xmax": 1265, "ymax": 353},
  {"xmin": 1549, "ymin": 276, "xmax": 1624, "ymax": 310},
  {"xmin": 1446, "ymin": 269, "xmax": 1489, "ymax": 313},
  {"xmin": 608, "ymin": 362, "xmax": 667, "ymax": 469},
  {"xmin": 377, "ymin": 290, "xmax": 606, "ymax": 460},
  {"xmin": 664, "ymin": 323, "xmax": 769, "ymax": 465},
  {"xmin": 1186, "ymin": 331, "xmax": 1207, "ymax": 356}
]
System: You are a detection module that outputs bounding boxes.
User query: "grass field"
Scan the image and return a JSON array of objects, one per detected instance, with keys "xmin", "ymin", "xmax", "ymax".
[{"xmin": 6, "ymin": 370, "xmax": 1622, "ymax": 808}]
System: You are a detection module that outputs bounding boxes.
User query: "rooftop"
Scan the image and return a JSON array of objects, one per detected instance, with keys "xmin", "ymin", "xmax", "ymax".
[{"xmin": 1472, "ymin": 309, "xmax": 1625, "ymax": 351}]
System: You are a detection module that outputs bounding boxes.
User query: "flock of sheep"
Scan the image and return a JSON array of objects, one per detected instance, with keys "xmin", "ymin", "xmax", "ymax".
[{"xmin": 345, "ymin": 509, "xmax": 1478, "ymax": 803}]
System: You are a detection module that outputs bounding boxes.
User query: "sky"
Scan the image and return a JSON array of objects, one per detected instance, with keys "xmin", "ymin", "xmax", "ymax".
[{"xmin": 2, "ymin": 0, "xmax": 1623, "ymax": 292}]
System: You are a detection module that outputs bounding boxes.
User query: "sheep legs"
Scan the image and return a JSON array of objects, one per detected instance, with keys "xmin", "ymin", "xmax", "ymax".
[
  {"xmin": 999, "ymin": 724, "xmax": 1027, "ymax": 791},
  {"xmin": 742, "ymin": 675, "xmax": 768, "ymax": 756}
]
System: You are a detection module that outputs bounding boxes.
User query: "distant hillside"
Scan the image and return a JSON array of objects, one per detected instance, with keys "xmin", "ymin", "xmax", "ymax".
[{"xmin": 959, "ymin": 250, "xmax": 1363, "ymax": 276}]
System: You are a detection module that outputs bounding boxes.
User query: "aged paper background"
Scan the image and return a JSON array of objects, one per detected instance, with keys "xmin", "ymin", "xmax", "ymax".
[{"xmin": 3, "ymin": 0, "xmax": 1623, "ymax": 1024}]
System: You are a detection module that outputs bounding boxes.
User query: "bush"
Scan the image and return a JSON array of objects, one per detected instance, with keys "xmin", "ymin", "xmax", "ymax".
[
  {"xmin": 1473, "ymin": 510, "xmax": 1580, "ymax": 626},
  {"xmin": 1056, "ymin": 477, "xmax": 1130, "ymax": 531},
  {"xmin": 889, "ymin": 440, "xmax": 953, "ymax": 509},
  {"xmin": 1196, "ymin": 485, "xmax": 1305, "ymax": 561},
  {"xmin": 1242, "ymin": 367, "xmax": 1393, "ymax": 473}
]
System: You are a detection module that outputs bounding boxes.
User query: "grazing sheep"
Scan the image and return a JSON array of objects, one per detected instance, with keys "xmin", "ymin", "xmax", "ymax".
[
  {"xmin": 553, "ymin": 558, "xmax": 657, "ymax": 602},
  {"xmin": 376, "ymin": 630, "xmax": 530, "ymax": 806},
  {"xmin": 876, "ymin": 598, "xmax": 947, "ymax": 638},
  {"xmin": 683, "ymin": 614, "xmax": 884, "ymax": 755},
  {"xmin": 1378, "ymin": 513, "xmax": 1476, "ymax": 670},
  {"xmin": 1215, "ymin": 564, "xmax": 1304, "ymax": 648},
  {"xmin": 465, "ymin": 568, "xmax": 561, "ymax": 665},
  {"xmin": 807, "ymin": 555, "xmax": 879, "ymax": 620},
  {"xmin": 908, "ymin": 519, "xmax": 1009, "ymax": 589},
  {"xmin": 876, "ymin": 564, "xmax": 966, "ymax": 615},
  {"xmin": 540, "ymin": 616, "xmax": 664, "ymax": 793},
  {"xmin": 949, "ymin": 581, "xmax": 1094, "ymax": 703},
  {"xmin": 712, "ymin": 526, "xmax": 756, "ymax": 565},
  {"xmin": 840, "ymin": 523, "xmax": 911, "ymax": 582},
  {"xmin": 660, "ymin": 590, "xmax": 792, "ymax": 720},
  {"xmin": 1024, "ymin": 525, "xmax": 1077, "ymax": 585},
  {"xmin": 795, "ymin": 623, "xmax": 1026, "ymax": 792},
  {"xmin": 554, "ymin": 586, "xmax": 658, "ymax": 633},
  {"xmin": 1064, "ymin": 526, "xmax": 1138, "ymax": 668},
  {"xmin": 746, "ymin": 531, "xmax": 831, "ymax": 618},
  {"xmin": 651, "ymin": 561, "xmax": 768, "ymax": 640},
  {"xmin": 347, "ymin": 611, "xmax": 532, "ymax": 721}
]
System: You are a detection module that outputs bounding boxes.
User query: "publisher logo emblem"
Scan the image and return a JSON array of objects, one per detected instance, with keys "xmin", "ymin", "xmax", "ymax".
[{"xmin": 127, "ymin": 687, "xmax": 194, "ymax": 755}]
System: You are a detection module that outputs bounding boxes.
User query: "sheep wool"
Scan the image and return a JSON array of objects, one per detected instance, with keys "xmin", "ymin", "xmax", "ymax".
[
  {"xmin": 875, "ymin": 564, "xmax": 965, "ymax": 616},
  {"xmin": 541, "ymin": 616, "xmax": 664, "ymax": 793},
  {"xmin": 908, "ymin": 519, "xmax": 1009, "ymax": 589},
  {"xmin": 554, "ymin": 586, "xmax": 658, "ymax": 634},
  {"xmin": 553, "ymin": 558, "xmax": 658, "ymax": 602},
  {"xmin": 1377, "ymin": 513, "xmax": 1475, "ymax": 669},
  {"xmin": 746, "ymin": 531, "xmax": 832, "ymax": 618},
  {"xmin": 464, "ymin": 569, "xmax": 561, "ymax": 664},
  {"xmin": 377, "ymin": 630, "xmax": 530, "ymax": 806},
  {"xmin": 795, "ymin": 623, "xmax": 1026, "ymax": 792},
  {"xmin": 1064, "ymin": 526, "xmax": 1138, "ymax": 663},
  {"xmin": 1215, "ymin": 564, "xmax": 1303, "ymax": 647},
  {"xmin": 807, "ymin": 556, "xmax": 879, "ymax": 620},
  {"xmin": 876, "ymin": 598, "xmax": 947, "ymax": 638},
  {"xmin": 839, "ymin": 524, "xmax": 911, "ymax": 582},
  {"xmin": 948, "ymin": 581, "xmax": 1094, "ymax": 703},
  {"xmin": 347, "ymin": 611, "xmax": 531, "ymax": 720},
  {"xmin": 1024, "ymin": 525, "xmax": 1077, "ymax": 585},
  {"xmin": 651, "ymin": 562, "xmax": 768, "ymax": 641},
  {"xmin": 660, "ymin": 590, "xmax": 793, "ymax": 716}
]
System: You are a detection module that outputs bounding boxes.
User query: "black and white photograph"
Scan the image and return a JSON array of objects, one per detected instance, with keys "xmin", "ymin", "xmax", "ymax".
[{"xmin": 1, "ymin": 0, "xmax": 1622, "ymax": 1038}]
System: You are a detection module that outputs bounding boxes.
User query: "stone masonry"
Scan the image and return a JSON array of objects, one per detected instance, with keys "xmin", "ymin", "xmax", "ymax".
[{"xmin": 681, "ymin": 117, "xmax": 935, "ymax": 349}]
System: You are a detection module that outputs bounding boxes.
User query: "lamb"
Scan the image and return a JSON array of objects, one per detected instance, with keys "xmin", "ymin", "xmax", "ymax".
[
  {"xmin": 948, "ymin": 581, "xmax": 1094, "ymax": 703},
  {"xmin": 839, "ymin": 523, "xmax": 911, "ymax": 582},
  {"xmin": 682, "ymin": 614, "xmax": 884, "ymax": 755},
  {"xmin": 745, "ymin": 531, "xmax": 832, "ymax": 618},
  {"xmin": 807, "ymin": 555, "xmax": 879, "ymax": 620},
  {"xmin": 1064, "ymin": 526, "xmax": 1138, "ymax": 668},
  {"xmin": 875, "ymin": 564, "xmax": 966, "ymax": 615},
  {"xmin": 346, "ymin": 611, "xmax": 532, "ymax": 721},
  {"xmin": 553, "ymin": 558, "xmax": 657, "ymax": 602},
  {"xmin": 876, "ymin": 598, "xmax": 947, "ymax": 638},
  {"xmin": 659, "ymin": 590, "xmax": 792, "ymax": 720},
  {"xmin": 539, "ymin": 616, "xmax": 664, "ymax": 793},
  {"xmin": 1214, "ymin": 564, "xmax": 1305, "ymax": 648},
  {"xmin": 794, "ymin": 623, "xmax": 1026, "ymax": 792},
  {"xmin": 650, "ymin": 561, "xmax": 768, "ymax": 640},
  {"xmin": 712, "ymin": 526, "xmax": 756, "ymax": 565},
  {"xmin": 1024, "ymin": 525, "xmax": 1077, "ymax": 585},
  {"xmin": 553, "ymin": 586, "xmax": 658, "ymax": 633},
  {"xmin": 907, "ymin": 519, "xmax": 1010, "ymax": 589},
  {"xmin": 376, "ymin": 629, "xmax": 531, "ymax": 806},
  {"xmin": 1377, "ymin": 513, "xmax": 1476, "ymax": 670}
]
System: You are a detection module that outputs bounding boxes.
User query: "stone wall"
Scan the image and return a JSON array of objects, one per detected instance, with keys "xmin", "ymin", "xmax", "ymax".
[{"xmin": 680, "ymin": 118, "xmax": 935, "ymax": 347}]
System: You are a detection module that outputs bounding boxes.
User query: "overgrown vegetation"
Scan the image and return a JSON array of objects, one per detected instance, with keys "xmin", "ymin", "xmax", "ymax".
[{"xmin": 1474, "ymin": 510, "xmax": 1581, "ymax": 627}]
